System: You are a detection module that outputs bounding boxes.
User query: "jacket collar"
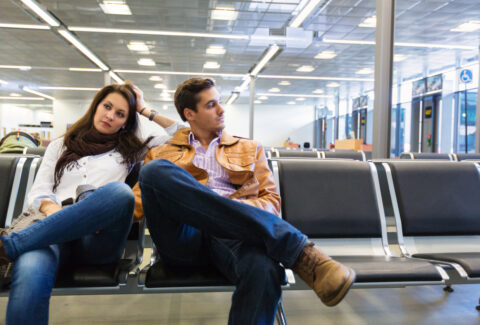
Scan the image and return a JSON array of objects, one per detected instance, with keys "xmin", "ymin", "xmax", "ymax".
[{"xmin": 169, "ymin": 127, "xmax": 239, "ymax": 146}]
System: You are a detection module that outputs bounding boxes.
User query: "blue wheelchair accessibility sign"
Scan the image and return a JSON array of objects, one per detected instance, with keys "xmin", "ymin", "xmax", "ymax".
[{"xmin": 459, "ymin": 69, "xmax": 473, "ymax": 84}]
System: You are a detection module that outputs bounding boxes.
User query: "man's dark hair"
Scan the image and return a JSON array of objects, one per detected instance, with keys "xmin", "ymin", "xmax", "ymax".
[{"xmin": 174, "ymin": 78, "xmax": 215, "ymax": 121}]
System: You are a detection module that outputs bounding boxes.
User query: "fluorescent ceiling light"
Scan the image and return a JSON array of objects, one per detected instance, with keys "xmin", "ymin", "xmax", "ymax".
[
  {"xmin": 39, "ymin": 86, "xmax": 100, "ymax": 91},
  {"xmin": 58, "ymin": 30, "xmax": 109, "ymax": 70},
  {"xmin": 109, "ymin": 71, "xmax": 123, "ymax": 83},
  {"xmin": 0, "ymin": 23, "xmax": 50, "ymax": 30},
  {"xmin": 69, "ymin": 26, "xmax": 249, "ymax": 40},
  {"xmin": 211, "ymin": 7, "xmax": 238, "ymax": 20},
  {"xmin": 226, "ymin": 92, "xmax": 239, "ymax": 105},
  {"xmin": 358, "ymin": 15, "xmax": 376, "ymax": 28},
  {"xmin": 451, "ymin": 21, "xmax": 480, "ymax": 32},
  {"xmin": 162, "ymin": 105, "xmax": 168, "ymax": 110},
  {"xmin": 114, "ymin": 69, "xmax": 245, "ymax": 78},
  {"xmin": 326, "ymin": 82, "xmax": 340, "ymax": 88},
  {"xmin": 149, "ymin": 76, "xmax": 163, "ymax": 81},
  {"xmin": 259, "ymin": 74, "xmax": 373, "ymax": 82},
  {"xmin": 206, "ymin": 45, "xmax": 226, "ymax": 55},
  {"xmin": 0, "ymin": 79, "xmax": 7, "ymax": 85},
  {"xmin": 356, "ymin": 68, "xmax": 373, "ymax": 75},
  {"xmin": 289, "ymin": 0, "xmax": 325, "ymax": 28},
  {"xmin": 278, "ymin": 80, "xmax": 291, "ymax": 86},
  {"xmin": 254, "ymin": 100, "xmax": 262, "ymax": 104},
  {"xmin": 296, "ymin": 97, "xmax": 306, "ymax": 101},
  {"xmin": 250, "ymin": 44, "xmax": 281, "ymax": 76},
  {"xmin": 0, "ymin": 96, "xmax": 44, "ymax": 100},
  {"xmin": 23, "ymin": 87, "xmax": 55, "ymax": 100},
  {"xmin": 0, "ymin": 65, "xmax": 31, "ymax": 70},
  {"xmin": 99, "ymin": 1, "xmax": 132, "ymax": 15},
  {"xmin": 296, "ymin": 65, "xmax": 315, "ymax": 72},
  {"xmin": 323, "ymin": 37, "xmax": 476, "ymax": 50},
  {"xmin": 9, "ymin": 93, "xmax": 21, "ymax": 97},
  {"xmin": 20, "ymin": 0, "xmax": 60, "ymax": 27},
  {"xmin": 393, "ymin": 54, "xmax": 406, "ymax": 62},
  {"xmin": 258, "ymin": 93, "xmax": 331, "ymax": 98},
  {"xmin": 258, "ymin": 96, "xmax": 269, "ymax": 100},
  {"xmin": 287, "ymin": 101, "xmax": 296, "ymax": 104},
  {"xmin": 154, "ymin": 83, "xmax": 165, "ymax": 89},
  {"xmin": 313, "ymin": 89, "xmax": 324, "ymax": 94},
  {"xmin": 314, "ymin": 50, "xmax": 337, "ymax": 60},
  {"xmin": 127, "ymin": 41, "xmax": 149, "ymax": 52},
  {"xmin": 203, "ymin": 61, "xmax": 221, "ymax": 69},
  {"xmin": 137, "ymin": 58, "xmax": 156, "ymax": 66},
  {"xmin": 235, "ymin": 77, "xmax": 251, "ymax": 92},
  {"xmin": 269, "ymin": 87, "xmax": 280, "ymax": 93},
  {"xmin": 69, "ymin": 67, "xmax": 102, "ymax": 72}
]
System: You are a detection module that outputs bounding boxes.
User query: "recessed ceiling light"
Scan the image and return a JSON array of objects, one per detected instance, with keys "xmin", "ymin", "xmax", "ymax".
[
  {"xmin": 137, "ymin": 58, "xmax": 156, "ymax": 66},
  {"xmin": 323, "ymin": 37, "xmax": 476, "ymax": 50},
  {"xmin": 100, "ymin": 1, "xmax": 132, "ymax": 15},
  {"xmin": 278, "ymin": 80, "xmax": 291, "ymax": 86},
  {"xmin": 127, "ymin": 41, "xmax": 149, "ymax": 52},
  {"xmin": 269, "ymin": 87, "xmax": 280, "ymax": 93},
  {"xmin": 356, "ymin": 68, "xmax": 374, "ymax": 75},
  {"xmin": 211, "ymin": 7, "xmax": 238, "ymax": 20},
  {"xmin": 327, "ymin": 82, "xmax": 340, "ymax": 88},
  {"xmin": 358, "ymin": 15, "xmax": 376, "ymax": 28},
  {"xmin": 313, "ymin": 89, "xmax": 324, "ymax": 94},
  {"xmin": 296, "ymin": 65, "xmax": 315, "ymax": 73},
  {"xmin": 0, "ymin": 79, "xmax": 7, "ymax": 85},
  {"xmin": 203, "ymin": 61, "xmax": 220, "ymax": 69},
  {"xmin": 296, "ymin": 97, "xmax": 306, "ymax": 101},
  {"xmin": 163, "ymin": 105, "xmax": 168, "ymax": 110},
  {"xmin": 0, "ymin": 65, "xmax": 32, "ymax": 71},
  {"xmin": 287, "ymin": 101, "xmax": 296, "ymax": 104},
  {"xmin": 258, "ymin": 96, "xmax": 268, "ymax": 100},
  {"xmin": 69, "ymin": 67, "xmax": 103, "ymax": 72},
  {"xmin": 254, "ymin": 100, "xmax": 262, "ymax": 104},
  {"xmin": 39, "ymin": 86, "xmax": 100, "ymax": 91},
  {"xmin": 206, "ymin": 45, "xmax": 226, "ymax": 55},
  {"xmin": 0, "ymin": 23, "xmax": 50, "ymax": 30},
  {"xmin": 314, "ymin": 50, "xmax": 337, "ymax": 60},
  {"xmin": 0, "ymin": 96, "xmax": 44, "ymax": 100},
  {"xmin": 9, "ymin": 93, "xmax": 21, "ymax": 97},
  {"xmin": 149, "ymin": 76, "xmax": 163, "ymax": 81},
  {"xmin": 154, "ymin": 83, "xmax": 165, "ymax": 89},
  {"xmin": 393, "ymin": 54, "xmax": 406, "ymax": 62},
  {"xmin": 451, "ymin": 20, "xmax": 480, "ymax": 32}
]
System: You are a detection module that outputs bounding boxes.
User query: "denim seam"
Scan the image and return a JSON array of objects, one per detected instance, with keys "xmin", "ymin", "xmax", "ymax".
[{"xmin": 211, "ymin": 237, "xmax": 240, "ymax": 279}]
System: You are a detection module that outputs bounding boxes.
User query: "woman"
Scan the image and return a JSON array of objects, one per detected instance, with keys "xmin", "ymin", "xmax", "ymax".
[{"xmin": 0, "ymin": 82, "xmax": 181, "ymax": 325}]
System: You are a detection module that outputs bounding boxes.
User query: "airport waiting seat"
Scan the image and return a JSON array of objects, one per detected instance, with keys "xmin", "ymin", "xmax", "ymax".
[
  {"xmin": 453, "ymin": 153, "xmax": 480, "ymax": 161},
  {"xmin": 272, "ymin": 159, "xmax": 447, "ymax": 287},
  {"xmin": 273, "ymin": 149, "xmax": 320, "ymax": 158},
  {"xmin": 383, "ymin": 161, "xmax": 480, "ymax": 284},
  {"xmin": 400, "ymin": 152, "xmax": 454, "ymax": 160},
  {"xmin": 23, "ymin": 146, "xmax": 47, "ymax": 156},
  {"xmin": 320, "ymin": 150, "xmax": 367, "ymax": 161}
]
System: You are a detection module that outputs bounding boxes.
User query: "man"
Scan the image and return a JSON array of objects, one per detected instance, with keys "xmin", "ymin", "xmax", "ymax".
[{"xmin": 133, "ymin": 78, "xmax": 355, "ymax": 324}]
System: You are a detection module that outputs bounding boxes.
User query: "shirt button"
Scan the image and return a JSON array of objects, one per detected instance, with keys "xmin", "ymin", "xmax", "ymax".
[
  {"xmin": 83, "ymin": 162, "xmax": 86, "ymax": 166},
  {"xmin": 83, "ymin": 175, "xmax": 86, "ymax": 178}
]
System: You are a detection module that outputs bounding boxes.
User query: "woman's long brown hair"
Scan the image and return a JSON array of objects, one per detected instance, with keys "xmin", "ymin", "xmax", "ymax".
[{"xmin": 53, "ymin": 82, "xmax": 152, "ymax": 191}]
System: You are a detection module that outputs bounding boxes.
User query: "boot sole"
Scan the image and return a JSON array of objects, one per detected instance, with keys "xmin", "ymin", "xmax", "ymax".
[{"xmin": 323, "ymin": 268, "xmax": 356, "ymax": 307}]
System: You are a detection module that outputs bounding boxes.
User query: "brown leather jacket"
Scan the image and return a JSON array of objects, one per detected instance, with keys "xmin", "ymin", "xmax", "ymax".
[{"xmin": 132, "ymin": 128, "xmax": 281, "ymax": 220}]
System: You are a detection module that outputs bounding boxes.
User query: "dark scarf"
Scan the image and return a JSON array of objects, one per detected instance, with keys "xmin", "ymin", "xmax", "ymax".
[{"xmin": 53, "ymin": 128, "xmax": 119, "ymax": 191}]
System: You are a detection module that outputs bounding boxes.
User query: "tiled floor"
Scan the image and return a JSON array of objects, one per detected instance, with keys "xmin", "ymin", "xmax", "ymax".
[{"xmin": 1, "ymin": 284, "xmax": 480, "ymax": 324}]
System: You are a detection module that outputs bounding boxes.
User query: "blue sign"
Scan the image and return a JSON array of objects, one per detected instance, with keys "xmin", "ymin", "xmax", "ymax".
[{"xmin": 459, "ymin": 69, "xmax": 473, "ymax": 84}]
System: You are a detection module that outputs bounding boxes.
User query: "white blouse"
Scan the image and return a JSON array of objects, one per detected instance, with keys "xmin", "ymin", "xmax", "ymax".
[{"xmin": 28, "ymin": 123, "xmax": 182, "ymax": 209}]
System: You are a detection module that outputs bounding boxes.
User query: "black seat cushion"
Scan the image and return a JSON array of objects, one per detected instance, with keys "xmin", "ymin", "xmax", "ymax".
[
  {"xmin": 388, "ymin": 162, "xmax": 480, "ymax": 236},
  {"xmin": 456, "ymin": 153, "xmax": 480, "ymax": 161},
  {"xmin": 55, "ymin": 259, "xmax": 133, "ymax": 287},
  {"xmin": 413, "ymin": 252, "xmax": 480, "ymax": 278},
  {"xmin": 334, "ymin": 256, "xmax": 443, "ymax": 282},
  {"xmin": 323, "ymin": 151, "xmax": 364, "ymax": 161},
  {"xmin": 277, "ymin": 151, "xmax": 318, "ymax": 158},
  {"xmin": 145, "ymin": 262, "xmax": 232, "ymax": 287}
]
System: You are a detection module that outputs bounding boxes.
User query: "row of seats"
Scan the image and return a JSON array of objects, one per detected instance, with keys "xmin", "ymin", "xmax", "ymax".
[
  {"xmin": 2, "ymin": 154, "xmax": 480, "ymax": 321},
  {"xmin": 267, "ymin": 148, "xmax": 369, "ymax": 161},
  {"xmin": 400, "ymin": 152, "xmax": 480, "ymax": 161}
]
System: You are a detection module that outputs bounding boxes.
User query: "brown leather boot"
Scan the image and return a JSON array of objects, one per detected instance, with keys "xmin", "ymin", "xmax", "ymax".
[
  {"xmin": 0, "ymin": 229, "xmax": 10, "ymax": 267},
  {"xmin": 292, "ymin": 241, "xmax": 356, "ymax": 307},
  {"xmin": 0, "ymin": 230, "xmax": 12, "ymax": 288}
]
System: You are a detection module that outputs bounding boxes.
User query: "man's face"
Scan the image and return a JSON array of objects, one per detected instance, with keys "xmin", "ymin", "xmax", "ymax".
[{"xmin": 187, "ymin": 86, "xmax": 225, "ymax": 133}]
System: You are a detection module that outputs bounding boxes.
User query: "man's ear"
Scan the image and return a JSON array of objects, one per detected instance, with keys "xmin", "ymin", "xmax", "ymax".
[{"xmin": 184, "ymin": 108, "xmax": 195, "ymax": 121}]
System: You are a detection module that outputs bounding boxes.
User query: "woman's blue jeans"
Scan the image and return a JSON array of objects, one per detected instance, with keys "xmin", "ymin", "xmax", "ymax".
[
  {"xmin": 139, "ymin": 159, "xmax": 307, "ymax": 325},
  {"xmin": 1, "ymin": 181, "xmax": 134, "ymax": 325}
]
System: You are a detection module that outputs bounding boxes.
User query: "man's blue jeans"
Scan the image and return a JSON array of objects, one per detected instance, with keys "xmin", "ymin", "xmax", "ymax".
[
  {"xmin": 139, "ymin": 159, "xmax": 307, "ymax": 325},
  {"xmin": 1, "ymin": 181, "xmax": 134, "ymax": 325}
]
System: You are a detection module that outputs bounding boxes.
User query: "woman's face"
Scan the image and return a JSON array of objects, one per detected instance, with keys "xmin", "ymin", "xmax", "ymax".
[{"xmin": 93, "ymin": 92, "xmax": 129, "ymax": 134}]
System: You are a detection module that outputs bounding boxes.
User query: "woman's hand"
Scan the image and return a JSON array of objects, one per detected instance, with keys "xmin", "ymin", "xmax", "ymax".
[
  {"xmin": 39, "ymin": 200, "xmax": 62, "ymax": 216},
  {"xmin": 131, "ymin": 84, "xmax": 146, "ymax": 113}
]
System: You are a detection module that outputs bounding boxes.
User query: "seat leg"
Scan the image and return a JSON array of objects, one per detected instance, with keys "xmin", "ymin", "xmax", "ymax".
[
  {"xmin": 275, "ymin": 298, "xmax": 287, "ymax": 325},
  {"xmin": 443, "ymin": 285, "xmax": 454, "ymax": 293},
  {"xmin": 476, "ymin": 297, "xmax": 480, "ymax": 311}
]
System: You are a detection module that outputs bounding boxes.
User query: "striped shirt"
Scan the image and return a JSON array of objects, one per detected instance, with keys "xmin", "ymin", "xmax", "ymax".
[{"xmin": 189, "ymin": 132, "xmax": 236, "ymax": 197}]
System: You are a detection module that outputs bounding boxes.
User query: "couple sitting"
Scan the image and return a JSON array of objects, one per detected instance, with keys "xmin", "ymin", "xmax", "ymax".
[{"xmin": 0, "ymin": 78, "xmax": 355, "ymax": 325}]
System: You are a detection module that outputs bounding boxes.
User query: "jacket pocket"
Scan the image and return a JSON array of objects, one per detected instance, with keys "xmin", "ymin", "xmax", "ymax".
[
  {"xmin": 157, "ymin": 150, "xmax": 184, "ymax": 163},
  {"xmin": 226, "ymin": 153, "xmax": 256, "ymax": 167}
]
